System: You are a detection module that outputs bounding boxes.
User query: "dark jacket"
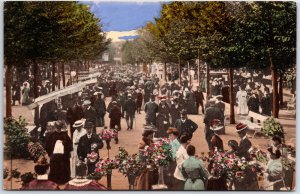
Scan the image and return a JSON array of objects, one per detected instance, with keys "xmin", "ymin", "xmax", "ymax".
[
  {"xmin": 84, "ymin": 106, "xmax": 97, "ymax": 125},
  {"xmin": 237, "ymin": 137, "xmax": 252, "ymax": 160},
  {"xmin": 77, "ymin": 134, "xmax": 103, "ymax": 161},
  {"xmin": 124, "ymin": 98, "xmax": 136, "ymax": 116},
  {"xmin": 174, "ymin": 119, "xmax": 198, "ymax": 139}
]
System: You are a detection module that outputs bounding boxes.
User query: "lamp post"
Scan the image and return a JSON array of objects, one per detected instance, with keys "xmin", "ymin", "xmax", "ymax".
[{"xmin": 70, "ymin": 71, "xmax": 76, "ymax": 85}]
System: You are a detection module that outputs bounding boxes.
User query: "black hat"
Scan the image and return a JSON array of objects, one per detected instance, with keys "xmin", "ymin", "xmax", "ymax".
[
  {"xmin": 54, "ymin": 120, "xmax": 67, "ymax": 131},
  {"xmin": 180, "ymin": 109, "xmax": 187, "ymax": 115},
  {"xmin": 228, "ymin": 140, "xmax": 238, "ymax": 148},
  {"xmin": 272, "ymin": 135, "xmax": 282, "ymax": 144},
  {"xmin": 84, "ymin": 121, "xmax": 94, "ymax": 128}
]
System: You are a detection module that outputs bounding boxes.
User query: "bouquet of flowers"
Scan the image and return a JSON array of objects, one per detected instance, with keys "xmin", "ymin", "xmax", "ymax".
[
  {"xmin": 115, "ymin": 147, "xmax": 129, "ymax": 162},
  {"xmin": 209, "ymin": 149, "xmax": 238, "ymax": 179},
  {"xmin": 27, "ymin": 142, "xmax": 47, "ymax": 162},
  {"xmin": 140, "ymin": 144, "xmax": 155, "ymax": 164},
  {"xmin": 95, "ymin": 158, "xmax": 118, "ymax": 175},
  {"xmin": 282, "ymin": 158, "xmax": 296, "ymax": 171},
  {"xmin": 87, "ymin": 151, "xmax": 98, "ymax": 163},
  {"xmin": 100, "ymin": 129, "xmax": 117, "ymax": 141},
  {"xmin": 152, "ymin": 138, "xmax": 172, "ymax": 166},
  {"xmin": 249, "ymin": 147, "xmax": 268, "ymax": 164},
  {"xmin": 118, "ymin": 153, "xmax": 145, "ymax": 177}
]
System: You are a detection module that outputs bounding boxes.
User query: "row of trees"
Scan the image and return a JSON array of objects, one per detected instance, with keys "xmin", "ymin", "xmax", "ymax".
[
  {"xmin": 4, "ymin": 1, "xmax": 110, "ymax": 117},
  {"xmin": 121, "ymin": 1, "xmax": 296, "ymax": 121}
]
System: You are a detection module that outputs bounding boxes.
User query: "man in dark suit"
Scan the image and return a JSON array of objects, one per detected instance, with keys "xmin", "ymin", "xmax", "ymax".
[
  {"xmin": 204, "ymin": 99, "xmax": 224, "ymax": 150},
  {"xmin": 94, "ymin": 93, "xmax": 106, "ymax": 127},
  {"xmin": 194, "ymin": 86, "xmax": 205, "ymax": 114},
  {"xmin": 83, "ymin": 100, "xmax": 97, "ymax": 134},
  {"xmin": 247, "ymin": 91, "xmax": 260, "ymax": 114},
  {"xmin": 215, "ymin": 95, "xmax": 225, "ymax": 113},
  {"xmin": 144, "ymin": 94, "xmax": 158, "ymax": 125},
  {"xmin": 123, "ymin": 94, "xmax": 136, "ymax": 130},
  {"xmin": 170, "ymin": 98, "xmax": 183, "ymax": 126},
  {"xmin": 109, "ymin": 101, "xmax": 122, "ymax": 130},
  {"xmin": 174, "ymin": 110, "xmax": 198, "ymax": 140},
  {"xmin": 77, "ymin": 122, "xmax": 103, "ymax": 175}
]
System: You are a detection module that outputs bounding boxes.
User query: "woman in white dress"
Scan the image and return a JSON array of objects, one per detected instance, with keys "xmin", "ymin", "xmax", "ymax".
[
  {"xmin": 70, "ymin": 120, "xmax": 86, "ymax": 178},
  {"xmin": 236, "ymin": 85, "xmax": 249, "ymax": 115},
  {"xmin": 173, "ymin": 135, "xmax": 190, "ymax": 190}
]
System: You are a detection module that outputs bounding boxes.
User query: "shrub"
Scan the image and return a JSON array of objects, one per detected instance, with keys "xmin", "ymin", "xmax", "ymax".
[
  {"xmin": 261, "ymin": 117, "xmax": 284, "ymax": 138},
  {"xmin": 4, "ymin": 117, "xmax": 31, "ymax": 158}
]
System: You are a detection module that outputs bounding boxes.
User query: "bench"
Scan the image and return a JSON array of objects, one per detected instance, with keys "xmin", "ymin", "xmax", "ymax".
[{"xmin": 240, "ymin": 111, "xmax": 268, "ymax": 138}]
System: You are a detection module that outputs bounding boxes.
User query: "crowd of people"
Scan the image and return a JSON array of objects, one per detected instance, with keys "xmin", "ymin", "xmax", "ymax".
[{"xmin": 15, "ymin": 65, "xmax": 293, "ymax": 190}]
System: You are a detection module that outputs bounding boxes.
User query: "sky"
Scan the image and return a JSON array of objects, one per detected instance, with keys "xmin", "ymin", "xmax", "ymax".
[{"xmin": 81, "ymin": 1, "xmax": 163, "ymax": 32}]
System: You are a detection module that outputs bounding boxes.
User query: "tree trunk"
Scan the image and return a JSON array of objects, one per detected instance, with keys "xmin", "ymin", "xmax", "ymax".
[
  {"xmin": 57, "ymin": 62, "xmax": 60, "ymax": 90},
  {"xmin": 198, "ymin": 49, "xmax": 201, "ymax": 87},
  {"xmin": 229, "ymin": 67, "xmax": 235, "ymax": 124},
  {"xmin": 52, "ymin": 61, "xmax": 56, "ymax": 91},
  {"xmin": 5, "ymin": 65, "xmax": 13, "ymax": 118},
  {"xmin": 279, "ymin": 71, "xmax": 283, "ymax": 106},
  {"xmin": 178, "ymin": 56, "xmax": 181, "ymax": 85},
  {"xmin": 164, "ymin": 62, "xmax": 167, "ymax": 82},
  {"xmin": 62, "ymin": 62, "xmax": 65, "ymax": 87},
  {"xmin": 33, "ymin": 60, "xmax": 39, "ymax": 98},
  {"xmin": 270, "ymin": 54, "xmax": 279, "ymax": 118},
  {"xmin": 206, "ymin": 63, "xmax": 210, "ymax": 97}
]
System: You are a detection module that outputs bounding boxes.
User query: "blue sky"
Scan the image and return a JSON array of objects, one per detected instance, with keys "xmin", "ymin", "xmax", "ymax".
[{"xmin": 81, "ymin": 1, "xmax": 163, "ymax": 32}]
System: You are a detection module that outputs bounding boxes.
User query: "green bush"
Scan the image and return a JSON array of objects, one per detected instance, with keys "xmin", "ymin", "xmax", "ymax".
[
  {"xmin": 4, "ymin": 117, "xmax": 31, "ymax": 158},
  {"xmin": 261, "ymin": 117, "xmax": 284, "ymax": 138}
]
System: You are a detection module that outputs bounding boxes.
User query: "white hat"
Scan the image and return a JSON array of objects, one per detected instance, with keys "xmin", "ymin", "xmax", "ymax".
[
  {"xmin": 93, "ymin": 92, "xmax": 99, "ymax": 96},
  {"xmin": 73, "ymin": 120, "xmax": 84, "ymax": 128},
  {"xmin": 128, "ymin": 94, "xmax": 132, "ymax": 97},
  {"xmin": 83, "ymin": 100, "xmax": 91, "ymax": 105}
]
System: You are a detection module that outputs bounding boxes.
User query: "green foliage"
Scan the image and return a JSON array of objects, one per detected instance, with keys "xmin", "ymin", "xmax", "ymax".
[
  {"xmin": 137, "ymin": 1, "xmax": 295, "ymax": 71},
  {"xmin": 4, "ymin": 117, "xmax": 31, "ymax": 158},
  {"xmin": 87, "ymin": 172, "xmax": 102, "ymax": 180},
  {"xmin": 4, "ymin": 1, "xmax": 110, "ymax": 64},
  {"xmin": 261, "ymin": 117, "xmax": 284, "ymax": 138}
]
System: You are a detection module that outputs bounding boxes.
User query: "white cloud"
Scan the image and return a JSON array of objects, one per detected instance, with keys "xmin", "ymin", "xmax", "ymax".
[{"xmin": 106, "ymin": 30, "xmax": 138, "ymax": 42}]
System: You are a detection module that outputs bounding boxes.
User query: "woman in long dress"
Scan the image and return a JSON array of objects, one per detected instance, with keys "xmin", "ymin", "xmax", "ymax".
[
  {"xmin": 70, "ymin": 120, "xmax": 86, "ymax": 178},
  {"xmin": 135, "ymin": 129, "xmax": 158, "ymax": 190},
  {"xmin": 173, "ymin": 135, "xmax": 190, "ymax": 190},
  {"xmin": 21, "ymin": 82, "xmax": 31, "ymax": 105},
  {"xmin": 180, "ymin": 145, "xmax": 209, "ymax": 190},
  {"xmin": 236, "ymin": 85, "xmax": 248, "ymax": 115}
]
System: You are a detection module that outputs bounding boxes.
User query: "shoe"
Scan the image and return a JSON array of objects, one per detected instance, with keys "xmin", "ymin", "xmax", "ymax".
[{"xmin": 127, "ymin": 127, "xmax": 130, "ymax": 130}]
